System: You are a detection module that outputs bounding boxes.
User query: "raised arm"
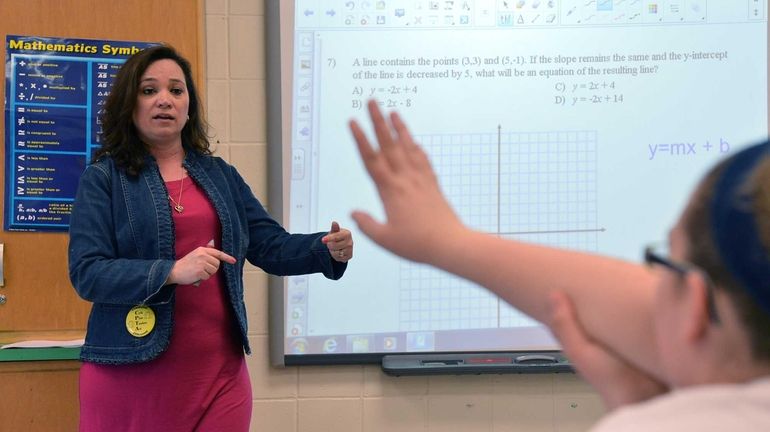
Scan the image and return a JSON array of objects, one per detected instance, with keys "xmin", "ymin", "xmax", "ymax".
[{"xmin": 350, "ymin": 100, "xmax": 662, "ymax": 379}]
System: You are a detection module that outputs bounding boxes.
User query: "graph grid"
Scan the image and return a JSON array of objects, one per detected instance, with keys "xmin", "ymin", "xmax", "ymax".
[{"xmin": 398, "ymin": 129, "xmax": 599, "ymax": 331}]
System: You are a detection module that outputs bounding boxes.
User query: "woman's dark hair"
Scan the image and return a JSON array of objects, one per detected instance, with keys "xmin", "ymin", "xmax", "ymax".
[
  {"xmin": 93, "ymin": 44, "xmax": 210, "ymax": 175},
  {"xmin": 683, "ymin": 151, "xmax": 770, "ymax": 360}
]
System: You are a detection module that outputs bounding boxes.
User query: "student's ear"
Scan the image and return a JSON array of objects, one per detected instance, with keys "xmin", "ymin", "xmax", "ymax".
[{"xmin": 681, "ymin": 271, "xmax": 713, "ymax": 343}]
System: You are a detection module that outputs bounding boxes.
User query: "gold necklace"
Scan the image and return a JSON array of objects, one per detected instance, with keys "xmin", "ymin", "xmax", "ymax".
[{"xmin": 168, "ymin": 176, "xmax": 185, "ymax": 213}]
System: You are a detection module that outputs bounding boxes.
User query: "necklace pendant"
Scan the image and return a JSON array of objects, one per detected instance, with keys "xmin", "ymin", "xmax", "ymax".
[{"xmin": 174, "ymin": 204, "xmax": 184, "ymax": 213}]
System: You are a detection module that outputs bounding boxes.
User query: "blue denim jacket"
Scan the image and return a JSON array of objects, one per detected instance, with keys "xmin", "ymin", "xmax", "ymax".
[{"xmin": 68, "ymin": 150, "xmax": 345, "ymax": 364}]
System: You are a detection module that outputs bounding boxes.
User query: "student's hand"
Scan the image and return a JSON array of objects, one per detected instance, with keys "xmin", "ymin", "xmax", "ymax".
[
  {"xmin": 167, "ymin": 241, "xmax": 237, "ymax": 286},
  {"xmin": 323, "ymin": 221, "xmax": 353, "ymax": 263},
  {"xmin": 349, "ymin": 100, "xmax": 466, "ymax": 263},
  {"xmin": 548, "ymin": 291, "xmax": 668, "ymax": 410}
]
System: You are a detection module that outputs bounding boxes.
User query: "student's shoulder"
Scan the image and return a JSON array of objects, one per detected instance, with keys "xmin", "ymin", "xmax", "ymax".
[{"xmin": 591, "ymin": 382, "xmax": 770, "ymax": 432}]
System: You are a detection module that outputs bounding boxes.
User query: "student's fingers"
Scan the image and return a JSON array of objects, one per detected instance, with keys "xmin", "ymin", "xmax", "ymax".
[
  {"xmin": 390, "ymin": 111, "xmax": 419, "ymax": 153},
  {"xmin": 390, "ymin": 111, "xmax": 440, "ymax": 186},
  {"xmin": 350, "ymin": 119, "xmax": 377, "ymax": 166},
  {"xmin": 368, "ymin": 100, "xmax": 408, "ymax": 172},
  {"xmin": 549, "ymin": 291, "xmax": 573, "ymax": 331},
  {"xmin": 549, "ymin": 291, "xmax": 613, "ymax": 380},
  {"xmin": 330, "ymin": 221, "xmax": 340, "ymax": 233},
  {"xmin": 351, "ymin": 210, "xmax": 387, "ymax": 247},
  {"xmin": 350, "ymin": 119, "xmax": 390, "ymax": 186},
  {"xmin": 549, "ymin": 292, "xmax": 668, "ymax": 409},
  {"xmin": 549, "ymin": 292, "xmax": 591, "ymax": 351}
]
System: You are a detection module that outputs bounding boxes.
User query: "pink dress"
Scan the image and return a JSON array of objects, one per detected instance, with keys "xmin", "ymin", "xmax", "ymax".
[{"xmin": 79, "ymin": 177, "xmax": 252, "ymax": 431}]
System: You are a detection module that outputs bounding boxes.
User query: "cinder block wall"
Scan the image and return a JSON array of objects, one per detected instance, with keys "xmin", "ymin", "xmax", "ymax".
[{"xmin": 204, "ymin": 1, "xmax": 604, "ymax": 430}]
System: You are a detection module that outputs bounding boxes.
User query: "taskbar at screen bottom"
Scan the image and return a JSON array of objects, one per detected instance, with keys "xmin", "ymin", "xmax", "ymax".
[{"xmin": 285, "ymin": 326, "xmax": 559, "ymax": 357}]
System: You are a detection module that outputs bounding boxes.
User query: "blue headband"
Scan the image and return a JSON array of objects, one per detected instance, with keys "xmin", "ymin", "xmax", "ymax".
[{"xmin": 710, "ymin": 140, "xmax": 770, "ymax": 316}]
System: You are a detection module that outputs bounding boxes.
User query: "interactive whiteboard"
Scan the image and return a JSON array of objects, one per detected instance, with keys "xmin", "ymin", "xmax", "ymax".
[{"xmin": 266, "ymin": 0, "xmax": 768, "ymax": 366}]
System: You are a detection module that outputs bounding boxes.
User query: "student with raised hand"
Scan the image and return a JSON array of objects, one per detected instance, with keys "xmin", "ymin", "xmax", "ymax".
[
  {"xmin": 349, "ymin": 100, "xmax": 770, "ymax": 429},
  {"xmin": 68, "ymin": 45, "xmax": 353, "ymax": 432}
]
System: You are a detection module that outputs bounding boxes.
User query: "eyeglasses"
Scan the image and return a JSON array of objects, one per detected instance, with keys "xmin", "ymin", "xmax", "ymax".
[{"xmin": 644, "ymin": 244, "xmax": 720, "ymax": 324}]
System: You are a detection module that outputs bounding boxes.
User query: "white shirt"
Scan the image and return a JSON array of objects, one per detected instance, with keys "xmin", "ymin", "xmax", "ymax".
[{"xmin": 591, "ymin": 377, "xmax": 770, "ymax": 432}]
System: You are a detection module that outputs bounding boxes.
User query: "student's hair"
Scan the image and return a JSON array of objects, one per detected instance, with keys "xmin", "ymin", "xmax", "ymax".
[
  {"xmin": 683, "ymin": 144, "xmax": 770, "ymax": 360},
  {"xmin": 94, "ymin": 44, "xmax": 210, "ymax": 175}
]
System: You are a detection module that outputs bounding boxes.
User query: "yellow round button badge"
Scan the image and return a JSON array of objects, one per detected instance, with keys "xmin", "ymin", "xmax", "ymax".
[{"xmin": 126, "ymin": 305, "xmax": 156, "ymax": 337}]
